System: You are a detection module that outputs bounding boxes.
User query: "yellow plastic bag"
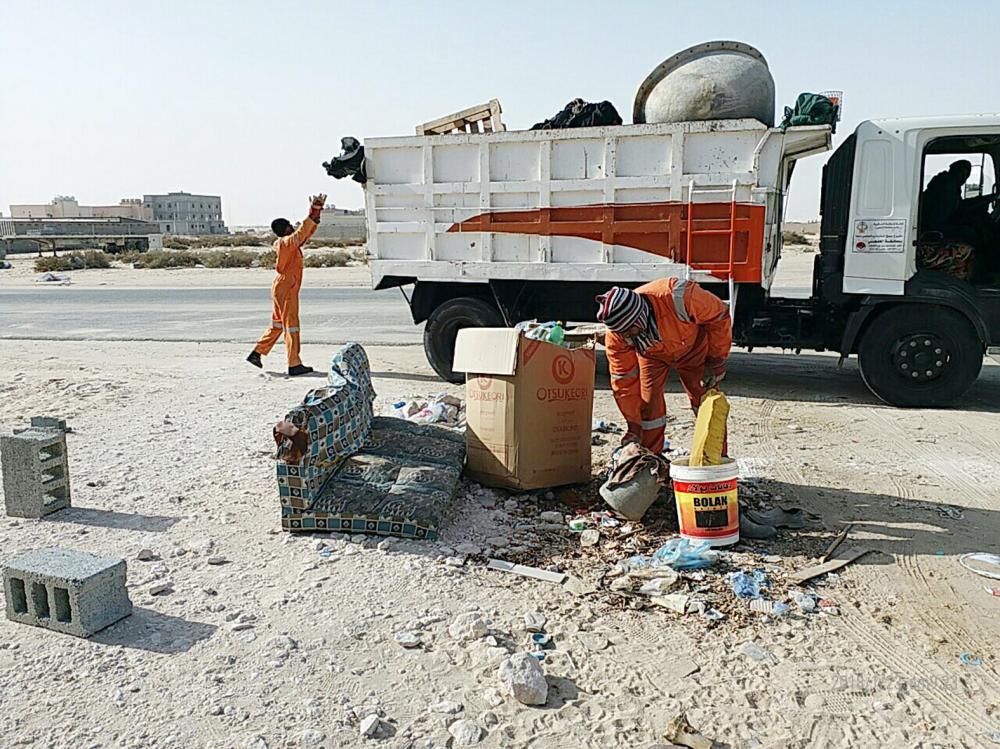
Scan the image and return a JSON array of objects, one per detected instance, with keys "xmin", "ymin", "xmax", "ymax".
[{"xmin": 689, "ymin": 389, "xmax": 729, "ymax": 466}]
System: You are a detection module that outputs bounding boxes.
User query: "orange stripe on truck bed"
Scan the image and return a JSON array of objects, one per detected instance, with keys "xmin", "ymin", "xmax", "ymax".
[{"xmin": 448, "ymin": 201, "xmax": 765, "ymax": 283}]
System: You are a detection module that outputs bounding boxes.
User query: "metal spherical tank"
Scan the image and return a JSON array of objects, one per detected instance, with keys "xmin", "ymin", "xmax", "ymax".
[{"xmin": 634, "ymin": 41, "xmax": 775, "ymax": 127}]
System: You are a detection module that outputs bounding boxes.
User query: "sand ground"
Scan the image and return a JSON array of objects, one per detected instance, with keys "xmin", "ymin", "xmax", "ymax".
[{"xmin": 2, "ymin": 247, "xmax": 1000, "ymax": 749}]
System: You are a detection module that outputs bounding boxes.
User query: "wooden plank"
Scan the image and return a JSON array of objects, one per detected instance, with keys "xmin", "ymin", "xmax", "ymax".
[
  {"xmin": 487, "ymin": 559, "xmax": 567, "ymax": 585},
  {"xmin": 821, "ymin": 523, "xmax": 853, "ymax": 563},
  {"xmin": 788, "ymin": 547, "xmax": 874, "ymax": 584}
]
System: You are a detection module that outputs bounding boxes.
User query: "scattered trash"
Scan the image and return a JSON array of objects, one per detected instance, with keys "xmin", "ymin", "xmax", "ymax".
[
  {"xmin": 34, "ymin": 272, "xmax": 72, "ymax": 284},
  {"xmin": 749, "ymin": 598, "xmax": 789, "ymax": 617},
  {"xmin": 816, "ymin": 598, "xmax": 839, "ymax": 615},
  {"xmin": 0, "ymin": 260, "xmax": 11, "ymax": 270},
  {"xmin": 819, "ymin": 523, "xmax": 854, "ymax": 562},
  {"xmin": 530, "ymin": 632, "xmax": 552, "ymax": 649},
  {"xmin": 788, "ymin": 547, "xmax": 874, "ymax": 584},
  {"xmin": 487, "ymin": 559, "xmax": 567, "ymax": 585},
  {"xmin": 960, "ymin": 652, "xmax": 983, "ymax": 667},
  {"xmin": 591, "ymin": 419, "xmax": 621, "ymax": 434},
  {"xmin": 394, "ymin": 630, "xmax": 421, "ymax": 649},
  {"xmin": 985, "ymin": 587, "xmax": 1000, "ymax": 597},
  {"xmin": 567, "ymin": 518, "xmax": 588, "ymax": 532},
  {"xmin": 580, "ymin": 529, "xmax": 600, "ymax": 548},
  {"xmin": 523, "ymin": 612, "xmax": 547, "ymax": 633},
  {"xmin": 614, "ymin": 538, "xmax": 719, "ymax": 576},
  {"xmin": 649, "ymin": 593, "xmax": 690, "ymax": 614},
  {"xmin": 739, "ymin": 641, "xmax": 779, "ymax": 665},
  {"xmin": 960, "ymin": 553, "xmax": 1000, "ymax": 581},
  {"xmin": 729, "ymin": 570, "xmax": 769, "ymax": 599},
  {"xmin": 663, "ymin": 712, "xmax": 713, "ymax": 749},
  {"xmin": 389, "ymin": 393, "xmax": 464, "ymax": 428},
  {"xmin": 936, "ymin": 506, "xmax": 964, "ymax": 520},
  {"xmin": 793, "ymin": 592, "xmax": 818, "ymax": 613}
]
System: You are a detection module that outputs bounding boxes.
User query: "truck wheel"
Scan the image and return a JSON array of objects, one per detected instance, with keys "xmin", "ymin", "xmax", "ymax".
[
  {"xmin": 424, "ymin": 297, "xmax": 503, "ymax": 383},
  {"xmin": 858, "ymin": 305, "xmax": 983, "ymax": 407}
]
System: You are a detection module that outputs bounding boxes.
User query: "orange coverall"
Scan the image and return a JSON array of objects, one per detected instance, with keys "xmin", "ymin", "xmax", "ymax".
[
  {"xmin": 253, "ymin": 217, "xmax": 318, "ymax": 367},
  {"xmin": 606, "ymin": 278, "xmax": 732, "ymax": 453}
]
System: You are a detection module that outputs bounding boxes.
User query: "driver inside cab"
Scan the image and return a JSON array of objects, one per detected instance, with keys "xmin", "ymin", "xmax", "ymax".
[{"xmin": 920, "ymin": 159, "xmax": 1000, "ymax": 281}]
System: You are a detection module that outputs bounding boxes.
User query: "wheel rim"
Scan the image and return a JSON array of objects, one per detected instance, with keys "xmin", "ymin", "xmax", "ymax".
[{"xmin": 891, "ymin": 333, "xmax": 951, "ymax": 383}]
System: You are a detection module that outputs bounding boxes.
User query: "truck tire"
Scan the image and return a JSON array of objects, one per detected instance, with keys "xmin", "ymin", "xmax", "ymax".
[
  {"xmin": 424, "ymin": 297, "xmax": 504, "ymax": 383},
  {"xmin": 857, "ymin": 305, "xmax": 983, "ymax": 407}
]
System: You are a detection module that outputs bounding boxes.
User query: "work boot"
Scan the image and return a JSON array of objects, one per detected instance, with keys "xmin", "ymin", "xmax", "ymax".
[
  {"xmin": 246, "ymin": 351, "xmax": 262, "ymax": 369},
  {"xmin": 740, "ymin": 515, "xmax": 778, "ymax": 541},
  {"xmin": 288, "ymin": 364, "xmax": 314, "ymax": 377}
]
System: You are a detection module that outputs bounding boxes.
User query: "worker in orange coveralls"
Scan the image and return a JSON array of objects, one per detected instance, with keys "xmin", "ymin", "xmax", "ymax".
[
  {"xmin": 247, "ymin": 194, "xmax": 326, "ymax": 376},
  {"xmin": 597, "ymin": 279, "xmax": 732, "ymax": 453}
]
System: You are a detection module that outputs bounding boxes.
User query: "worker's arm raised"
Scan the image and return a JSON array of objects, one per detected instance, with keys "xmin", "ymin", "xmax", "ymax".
[
  {"xmin": 685, "ymin": 282, "xmax": 733, "ymax": 385},
  {"xmin": 282, "ymin": 194, "xmax": 326, "ymax": 252},
  {"xmin": 606, "ymin": 332, "xmax": 643, "ymax": 443}
]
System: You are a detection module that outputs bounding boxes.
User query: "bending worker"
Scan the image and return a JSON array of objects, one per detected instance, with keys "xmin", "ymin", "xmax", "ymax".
[
  {"xmin": 597, "ymin": 278, "xmax": 732, "ymax": 452},
  {"xmin": 247, "ymin": 194, "xmax": 326, "ymax": 376}
]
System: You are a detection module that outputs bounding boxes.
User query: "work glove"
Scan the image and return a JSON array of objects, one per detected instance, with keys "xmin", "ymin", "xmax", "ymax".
[
  {"xmin": 308, "ymin": 193, "xmax": 327, "ymax": 222},
  {"xmin": 700, "ymin": 361, "xmax": 726, "ymax": 390}
]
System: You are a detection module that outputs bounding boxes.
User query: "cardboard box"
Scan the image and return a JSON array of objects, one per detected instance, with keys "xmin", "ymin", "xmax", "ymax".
[{"xmin": 453, "ymin": 328, "xmax": 595, "ymax": 490}]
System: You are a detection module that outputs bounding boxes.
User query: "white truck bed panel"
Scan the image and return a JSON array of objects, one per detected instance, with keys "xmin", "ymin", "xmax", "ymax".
[{"xmin": 364, "ymin": 120, "xmax": 832, "ymax": 290}]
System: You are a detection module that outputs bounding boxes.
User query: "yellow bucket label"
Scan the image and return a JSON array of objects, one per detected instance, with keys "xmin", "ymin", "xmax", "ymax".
[{"xmin": 672, "ymin": 477, "xmax": 738, "ymax": 541}]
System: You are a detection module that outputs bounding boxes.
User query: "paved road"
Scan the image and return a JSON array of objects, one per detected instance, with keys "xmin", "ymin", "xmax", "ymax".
[
  {"xmin": 0, "ymin": 287, "xmax": 422, "ymax": 345},
  {"xmin": 0, "ymin": 283, "xmax": 814, "ymax": 345}
]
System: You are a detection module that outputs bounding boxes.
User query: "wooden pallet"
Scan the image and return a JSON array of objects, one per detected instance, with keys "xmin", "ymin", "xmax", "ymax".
[{"xmin": 416, "ymin": 99, "xmax": 505, "ymax": 135}]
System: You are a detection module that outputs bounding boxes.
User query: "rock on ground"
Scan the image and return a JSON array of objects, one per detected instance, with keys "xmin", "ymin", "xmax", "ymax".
[
  {"xmin": 497, "ymin": 653, "xmax": 548, "ymax": 706},
  {"xmin": 449, "ymin": 612, "xmax": 489, "ymax": 642},
  {"xmin": 448, "ymin": 718, "xmax": 484, "ymax": 746}
]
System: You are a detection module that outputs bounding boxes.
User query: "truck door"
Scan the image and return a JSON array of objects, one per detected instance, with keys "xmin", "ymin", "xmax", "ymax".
[{"xmin": 843, "ymin": 122, "xmax": 910, "ymax": 295}]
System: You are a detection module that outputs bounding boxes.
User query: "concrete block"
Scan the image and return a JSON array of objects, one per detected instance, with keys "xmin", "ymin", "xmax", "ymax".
[
  {"xmin": 1, "ymin": 428, "xmax": 71, "ymax": 518},
  {"xmin": 3, "ymin": 548, "xmax": 132, "ymax": 637},
  {"xmin": 29, "ymin": 416, "xmax": 68, "ymax": 433}
]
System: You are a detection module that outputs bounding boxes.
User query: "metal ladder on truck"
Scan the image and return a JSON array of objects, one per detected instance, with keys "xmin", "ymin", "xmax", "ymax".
[{"xmin": 684, "ymin": 179, "xmax": 739, "ymax": 321}]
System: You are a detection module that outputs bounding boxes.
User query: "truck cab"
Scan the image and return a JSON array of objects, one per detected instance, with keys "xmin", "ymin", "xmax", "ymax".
[{"xmin": 784, "ymin": 115, "xmax": 1000, "ymax": 406}]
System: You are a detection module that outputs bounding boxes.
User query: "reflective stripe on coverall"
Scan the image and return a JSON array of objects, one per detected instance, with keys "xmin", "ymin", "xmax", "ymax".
[
  {"xmin": 606, "ymin": 278, "xmax": 732, "ymax": 453},
  {"xmin": 253, "ymin": 217, "xmax": 318, "ymax": 367}
]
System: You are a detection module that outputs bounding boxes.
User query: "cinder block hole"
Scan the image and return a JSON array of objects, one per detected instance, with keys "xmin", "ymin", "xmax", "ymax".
[
  {"xmin": 10, "ymin": 578, "xmax": 28, "ymax": 614},
  {"xmin": 31, "ymin": 582, "xmax": 50, "ymax": 619},
  {"xmin": 42, "ymin": 465, "xmax": 65, "ymax": 483},
  {"xmin": 43, "ymin": 486, "xmax": 68, "ymax": 506},
  {"xmin": 54, "ymin": 587, "xmax": 72, "ymax": 623},
  {"xmin": 40, "ymin": 443, "xmax": 64, "ymax": 460}
]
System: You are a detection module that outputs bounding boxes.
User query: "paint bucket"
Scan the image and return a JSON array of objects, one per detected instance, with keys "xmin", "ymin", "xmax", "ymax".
[{"xmin": 671, "ymin": 457, "xmax": 739, "ymax": 547}]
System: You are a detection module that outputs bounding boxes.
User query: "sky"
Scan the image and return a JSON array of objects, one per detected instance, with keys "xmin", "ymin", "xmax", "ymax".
[{"xmin": 2, "ymin": 0, "xmax": 997, "ymax": 226}]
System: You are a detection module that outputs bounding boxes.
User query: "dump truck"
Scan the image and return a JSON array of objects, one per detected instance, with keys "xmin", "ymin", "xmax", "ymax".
[{"xmin": 349, "ymin": 42, "xmax": 1000, "ymax": 407}]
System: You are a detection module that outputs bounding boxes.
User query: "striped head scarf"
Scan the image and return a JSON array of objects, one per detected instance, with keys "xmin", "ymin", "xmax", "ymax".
[{"xmin": 596, "ymin": 287, "xmax": 661, "ymax": 353}]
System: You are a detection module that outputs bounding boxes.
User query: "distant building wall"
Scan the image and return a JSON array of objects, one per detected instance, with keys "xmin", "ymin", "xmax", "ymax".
[
  {"xmin": 314, "ymin": 207, "xmax": 366, "ymax": 243},
  {"xmin": 11, "ymin": 197, "xmax": 151, "ymax": 221},
  {"xmin": 143, "ymin": 192, "xmax": 227, "ymax": 235}
]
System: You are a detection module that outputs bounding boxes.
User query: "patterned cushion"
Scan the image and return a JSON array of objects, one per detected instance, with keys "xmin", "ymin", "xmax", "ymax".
[
  {"xmin": 277, "ymin": 343, "xmax": 375, "ymax": 511},
  {"xmin": 277, "ymin": 347, "xmax": 466, "ymax": 539}
]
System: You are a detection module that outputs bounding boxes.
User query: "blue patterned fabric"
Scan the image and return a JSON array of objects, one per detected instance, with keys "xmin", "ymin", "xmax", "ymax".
[
  {"xmin": 277, "ymin": 343, "xmax": 375, "ymax": 512},
  {"xmin": 277, "ymin": 345, "xmax": 466, "ymax": 539}
]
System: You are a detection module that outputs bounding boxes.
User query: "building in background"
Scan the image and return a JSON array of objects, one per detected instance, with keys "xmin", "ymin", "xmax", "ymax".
[
  {"xmin": 143, "ymin": 192, "xmax": 227, "ymax": 235},
  {"xmin": 315, "ymin": 205, "xmax": 366, "ymax": 243},
  {"xmin": 10, "ymin": 196, "xmax": 151, "ymax": 221}
]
